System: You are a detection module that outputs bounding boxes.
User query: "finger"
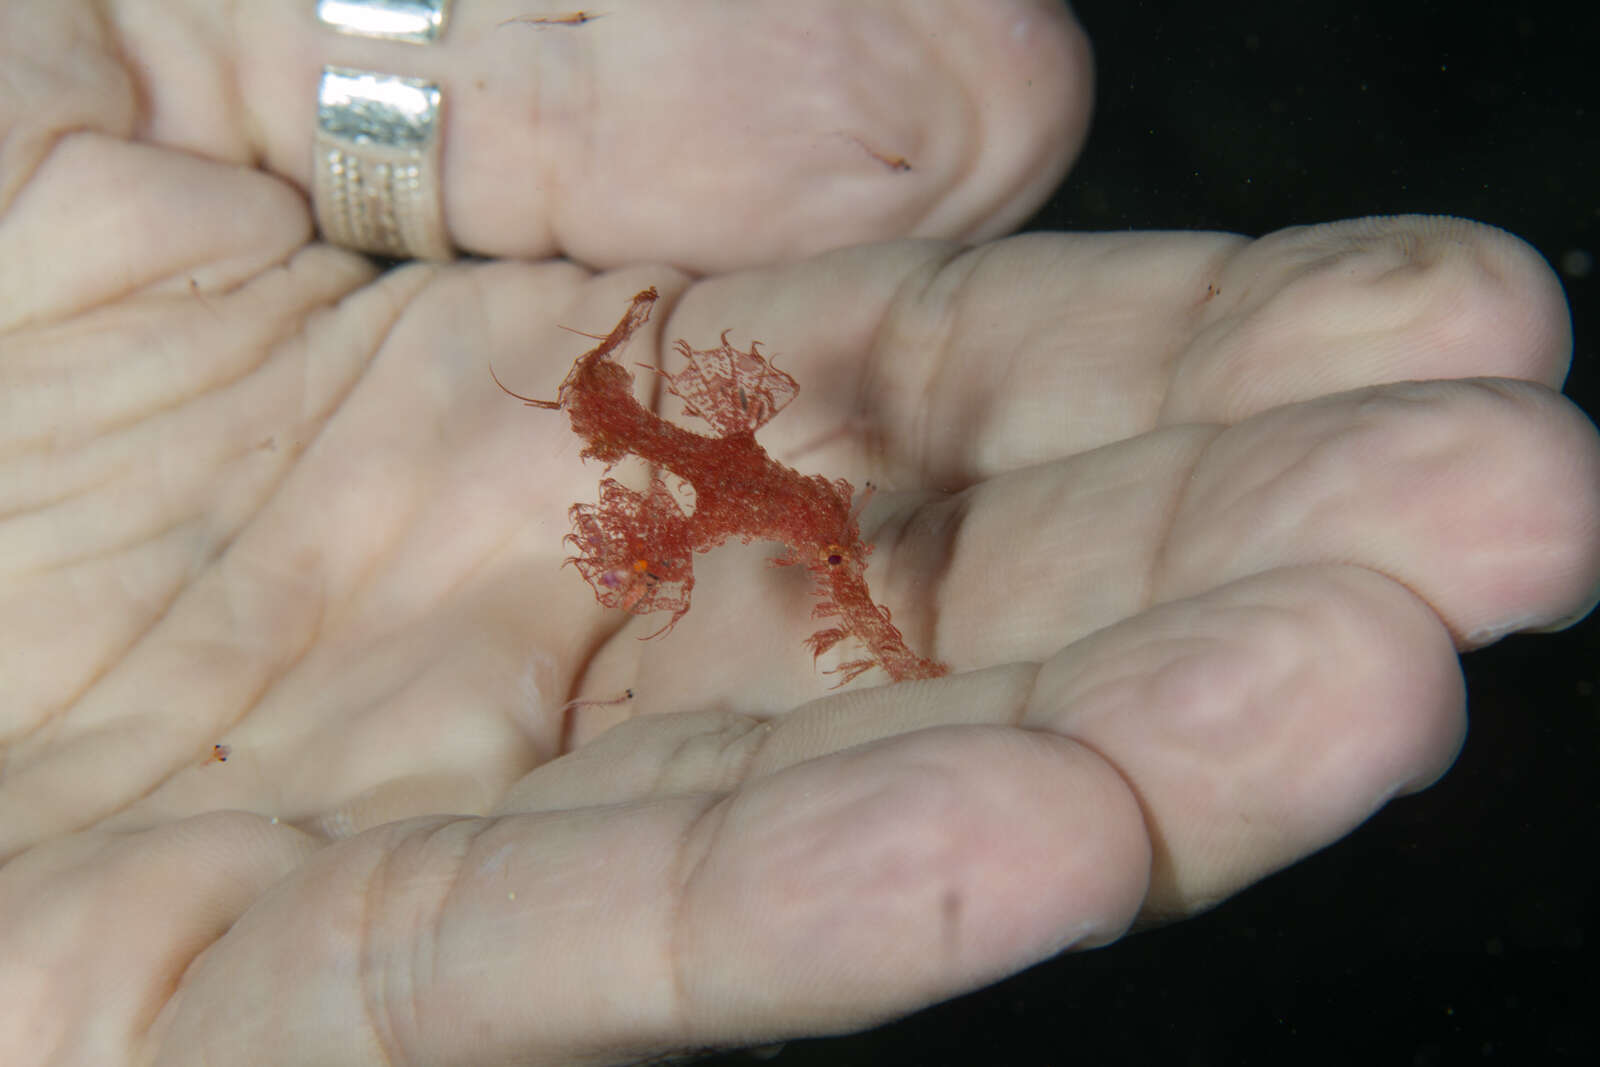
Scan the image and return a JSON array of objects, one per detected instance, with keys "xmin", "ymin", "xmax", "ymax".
[
  {"xmin": 1025, "ymin": 564, "xmax": 1466, "ymax": 916},
  {"xmin": 0, "ymin": 813, "xmax": 316, "ymax": 1063},
  {"xmin": 657, "ymin": 216, "xmax": 1569, "ymax": 488},
  {"xmin": 151, "ymin": 730, "xmax": 1147, "ymax": 1064},
  {"xmin": 504, "ymin": 565, "xmax": 1464, "ymax": 920},
  {"xmin": 572, "ymin": 374, "xmax": 1599, "ymax": 720},
  {"xmin": 1162, "ymin": 215, "xmax": 1572, "ymax": 422},
  {"xmin": 1156, "ymin": 378, "xmax": 1600, "ymax": 648},
  {"xmin": 107, "ymin": 0, "xmax": 1090, "ymax": 268},
  {"xmin": 928, "ymin": 378, "xmax": 1600, "ymax": 667}
]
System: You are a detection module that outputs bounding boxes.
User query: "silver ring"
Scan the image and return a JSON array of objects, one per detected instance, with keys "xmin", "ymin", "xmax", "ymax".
[
  {"xmin": 313, "ymin": 1, "xmax": 454, "ymax": 260},
  {"xmin": 316, "ymin": 0, "xmax": 450, "ymax": 44}
]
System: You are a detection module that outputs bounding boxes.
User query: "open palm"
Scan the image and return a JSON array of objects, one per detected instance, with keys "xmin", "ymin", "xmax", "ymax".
[{"xmin": 4, "ymin": 2, "xmax": 1598, "ymax": 1065}]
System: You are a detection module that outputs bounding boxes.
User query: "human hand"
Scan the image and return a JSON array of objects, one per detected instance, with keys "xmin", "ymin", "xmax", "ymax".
[{"xmin": 5, "ymin": 3, "xmax": 1600, "ymax": 1067}]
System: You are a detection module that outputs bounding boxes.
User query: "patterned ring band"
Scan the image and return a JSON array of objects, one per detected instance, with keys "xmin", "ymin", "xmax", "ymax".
[{"xmin": 312, "ymin": 0, "xmax": 454, "ymax": 260}]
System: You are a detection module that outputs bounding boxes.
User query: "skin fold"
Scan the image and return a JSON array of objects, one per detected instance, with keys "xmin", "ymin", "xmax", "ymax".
[{"xmin": 1, "ymin": 2, "xmax": 1597, "ymax": 1065}]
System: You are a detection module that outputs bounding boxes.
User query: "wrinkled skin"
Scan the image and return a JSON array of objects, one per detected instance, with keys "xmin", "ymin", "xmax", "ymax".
[{"xmin": 2, "ymin": 2, "xmax": 1598, "ymax": 1065}]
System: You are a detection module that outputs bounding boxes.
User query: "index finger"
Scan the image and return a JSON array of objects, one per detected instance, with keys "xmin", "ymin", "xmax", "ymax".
[{"xmin": 657, "ymin": 216, "xmax": 1569, "ymax": 488}]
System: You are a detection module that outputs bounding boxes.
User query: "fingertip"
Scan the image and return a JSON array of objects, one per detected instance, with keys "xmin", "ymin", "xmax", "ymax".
[
  {"xmin": 1169, "ymin": 215, "xmax": 1576, "ymax": 423},
  {"xmin": 1455, "ymin": 380, "xmax": 1600, "ymax": 645},
  {"xmin": 911, "ymin": 0, "xmax": 1096, "ymax": 242},
  {"xmin": 1034, "ymin": 565, "xmax": 1468, "ymax": 915},
  {"xmin": 677, "ymin": 725, "xmax": 1150, "ymax": 1036}
]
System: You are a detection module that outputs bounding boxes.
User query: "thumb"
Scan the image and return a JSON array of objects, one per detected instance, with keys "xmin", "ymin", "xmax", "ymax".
[{"xmin": 126, "ymin": 0, "xmax": 1089, "ymax": 270}]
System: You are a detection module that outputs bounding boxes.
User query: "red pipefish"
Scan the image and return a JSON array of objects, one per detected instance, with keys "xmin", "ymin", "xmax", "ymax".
[{"xmin": 495, "ymin": 288, "xmax": 947, "ymax": 684}]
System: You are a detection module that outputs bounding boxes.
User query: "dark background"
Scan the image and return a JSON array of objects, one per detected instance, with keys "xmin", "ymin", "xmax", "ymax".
[{"xmin": 709, "ymin": 0, "xmax": 1598, "ymax": 1063}]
